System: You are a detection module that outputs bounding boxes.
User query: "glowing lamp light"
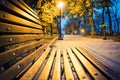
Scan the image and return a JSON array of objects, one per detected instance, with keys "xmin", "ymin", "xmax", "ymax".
[
  {"xmin": 81, "ymin": 29, "xmax": 84, "ymax": 33},
  {"xmin": 57, "ymin": 1, "xmax": 64, "ymax": 9}
]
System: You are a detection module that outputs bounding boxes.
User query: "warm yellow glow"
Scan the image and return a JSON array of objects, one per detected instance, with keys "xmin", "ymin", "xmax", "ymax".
[
  {"xmin": 81, "ymin": 29, "xmax": 84, "ymax": 33},
  {"xmin": 57, "ymin": 1, "xmax": 64, "ymax": 9}
]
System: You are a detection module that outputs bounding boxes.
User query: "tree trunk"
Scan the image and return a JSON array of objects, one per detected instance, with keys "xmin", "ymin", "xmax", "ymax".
[
  {"xmin": 106, "ymin": 6, "xmax": 112, "ymax": 35},
  {"xmin": 90, "ymin": 0, "xmax": 95, "ymax": 38},
  {"xmin": 50, "ymin": 24, "xmax": 53, "ymax": 36},
  {"xmin": 83, "ymin": 14, "xmax": 87, "ymax": 36},
  {"xmin": 82, "ymin": 0, "xmax": 87, "ymax": 36},
  {"xmin": 101, "ymin": 7, "xmax": 105, "ymax": 35},
  {"xmin": 114, "ymin": 0, "xmax": 120, "ymax": 34},
  {"xmin": 90, "ymin": 18, "xmax": 95, "ymax": 38},
  {"xmin": 114, "ymin": 14, "xmax": 119, "ymax": 33}
]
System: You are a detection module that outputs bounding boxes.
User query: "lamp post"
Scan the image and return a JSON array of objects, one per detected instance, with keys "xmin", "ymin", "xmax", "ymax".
[{"xmin": 57, "ymin": 1, "xmax": 64, "ymax": 40}]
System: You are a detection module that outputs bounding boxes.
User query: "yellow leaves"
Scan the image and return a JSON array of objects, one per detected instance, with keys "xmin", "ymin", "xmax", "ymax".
[
  {"xmin": 80, "ymin": 10, "xmax": 85, "ymax": 16},
  {"xmin": 41, "ymin": 22, "xmax": 49, "ymax": 27},
  {"xmin": 66, "ymin": 0, "xmax": 93, "ymax": 19},
  {"xmin": 41, "ymin": 3, "xmax": 51, "ymax": 12},
  {"xmin": 89, "ymin": 9, "xmax": 92, "ymax": 13},
  {"xmin": 73, "ymin": 14, "xmax": 77, "ymax": 18},
  {"xmin": 87, "ymin": 9, "xmax": 92, "ymax": 16},
  {"xmin": 36, "ymin": 0, "xmax": 60, "ymax": 28},
  {"xmin": 51, "ymin": 5, "xmax": 60, "ymax": 17},
  {"xmin": 67, "ymin": 0, "xmax": 89, "ymax": 17},
  {"xmin": 86, "ymin": 0, "xmax": 91, "ymax": 7},
  {"xmin": 40, "ymin": 1, "xmax": 60, "ymax": 26},
  {"xmin": 70, "ymin": 2, "xmax": 75, "ymax": 7}
]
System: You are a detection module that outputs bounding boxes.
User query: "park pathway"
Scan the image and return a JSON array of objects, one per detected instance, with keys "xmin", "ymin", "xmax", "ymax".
[{"xmin": 54, "ymin": 35, "xmax": 81, "ymax": 49}]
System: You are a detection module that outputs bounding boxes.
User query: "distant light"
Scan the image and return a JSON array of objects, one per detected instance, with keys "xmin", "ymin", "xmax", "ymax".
[
  {"xmin": 57, "ymin": 1, "xmax": 64, "ymax": 9},
  {"xmin": 81, "ymin": 29, "xmax": 84, "ymax": 33}
]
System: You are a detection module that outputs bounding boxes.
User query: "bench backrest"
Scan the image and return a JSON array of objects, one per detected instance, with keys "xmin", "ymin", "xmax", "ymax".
[{"xmin": 0, "ymin": 0, "xmax": 46, "ymax": 79}]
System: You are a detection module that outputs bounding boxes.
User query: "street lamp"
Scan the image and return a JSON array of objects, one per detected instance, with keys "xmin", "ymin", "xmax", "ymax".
[{"xmin": 57, "ymin": 1, "xmax": 64, "ymax": 40}]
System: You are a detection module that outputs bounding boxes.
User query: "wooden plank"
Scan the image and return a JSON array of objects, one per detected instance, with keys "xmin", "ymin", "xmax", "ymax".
[
  {"xmin": 0, "ymin": 0, "xmax": 39, "ymax": 24},
  {"xmin": 10, "ymin": 0, "xmax": 39, "ymax": 20},
  {"xmin": 46, "ymin": 36, "xmax": 58, "ymax": 47},
  {"xmin": 52, "ymin": 49, "xmax": 61, "ymax": 80},
  {"xmin": 0, "ymin": 40, "xmax": 45, "ymax": 66},
  {"xmin": 20, "ymin": 47, "xmax": 51, "ymax": 80},
  {"xmin": 76, "ymin": 47, "xmax": 118, "ymax": 80},
  {"xmin": 0, "ymin": 22, "xmax": 42, "ymax": 33},
  {"xmin": 72, "ymin": 47, "xmax": 107, "ymax": 80},
  {"xmin": 62, "ymin": 49, "xmax": 74, "ymax": 80},
  {"xmin": 0, "ymin": 35, "xmax": 43, "ymax": 47},
  {"xmin": 16, "ymin": 62, "xmax": 33, "ymax": 78},
  {"xmin": 0, "ymin": 10, "xmax": 42, "ymax": 29},
  {"xmin": 0, "ymin": 44, "xmax": 47, "ymax": 80},
  {"xmin": 44, "ymin": 35, "xmax": 58, "ymax": 39},
  {"xmin": 67, "ymin": 48, "xmax": 89, "ymax": 80},
  {"xmin": 18, "ymin": 0, "xmax": 38, "ymax": 17},
  {"xmin": 38, "ymin": 48, "xmax": 56, "ymax": 80}
]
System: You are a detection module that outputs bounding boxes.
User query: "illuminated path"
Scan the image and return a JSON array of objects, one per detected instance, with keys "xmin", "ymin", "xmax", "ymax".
[
  {"xmin": 54, "ymin": 35, "xmax": 120, "ymax": 74},
  {"xmin": 54, "ymin": 35, "xmax": 82, "ymax": 49}
]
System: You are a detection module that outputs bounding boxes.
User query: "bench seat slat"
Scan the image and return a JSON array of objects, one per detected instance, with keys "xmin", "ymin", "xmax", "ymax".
[
  {"xmin": 0, "ymin": 10, "xmax": 42, "ymax": 29},
  {"xmin": 18, "ymin": 0, "xmax": 37, "ymax": 17},
  {"xmin": 0, "ymin": 35, "xmax": 43, "ymax": 47},
  {"xmin": 20, "ymin": 47, "xmax": 51, "ymax": 80},
  {"xmin": 62, "ymin": 49, "xmax": 74, "ymax": 80},
  {"xmin": 76, "ymin": 47, "xmax": 120, "ymax": 80},
  {"xmin": 0, "ymin": 0, "xmax": 39, "ymax": 24},
  {"xmin": 67, "ymin": 48, "xmax": 89, "ymax": 80},
  {"xmin": 38, "ymin": 48, "xmax": 56, "ymax": 80},
  {"xmin": 10, "ymin": 0, "xmax": 39, "ymax": 20},
  {"xmin": 0, "ymin": 22, "xmax": 42, "ymax": 34},
  {"xmin": 0, "ymin": 40, "xmax": 45, "ymax": 66},
  {"xmin": 74, "ymin": 47, "xmax": 107, "ymax": 80},
  {"xmin": 52, "ymin": 49, "xmax": 61, "ymax": 80},
  {"xmin": 0, "ymin": 44, "xmax": 47, "ymax": 80}
]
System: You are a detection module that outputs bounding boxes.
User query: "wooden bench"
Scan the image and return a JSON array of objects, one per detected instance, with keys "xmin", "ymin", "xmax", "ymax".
[
  {"xmin": 0, "ymin": 0, "xmax": 119, "ymax": 80},
  {"xmin": 20, "ymin": 46, "xmax": 120, "ymax": 80},
  {"xmin": 0, "ymin": 0, "xmax": 57, "ymax": 80}
]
